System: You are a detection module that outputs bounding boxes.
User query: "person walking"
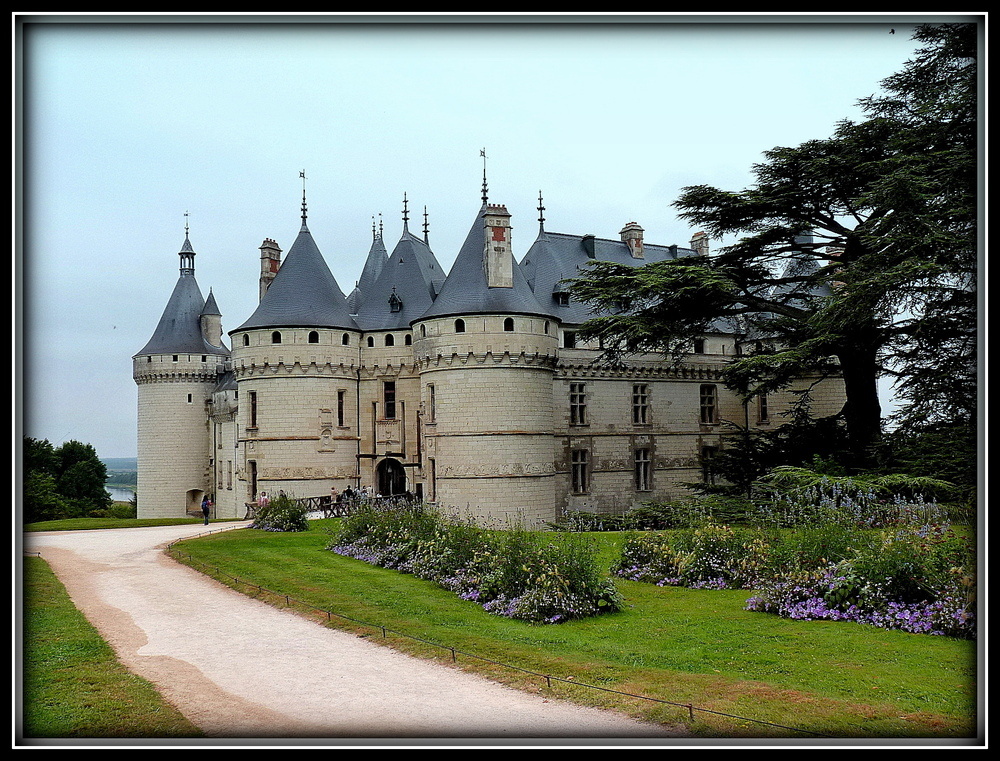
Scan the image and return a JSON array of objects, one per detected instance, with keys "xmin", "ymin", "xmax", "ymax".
[{"xmin": 201, "ymin": 496, "xmax": 211, "ymax": 525}]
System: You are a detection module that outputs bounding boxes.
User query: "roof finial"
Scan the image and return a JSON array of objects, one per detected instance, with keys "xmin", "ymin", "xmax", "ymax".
[
  {"xmin": 379, "ymin": 213, "xmax": 384, "ymax": 238},
  {"xmin": 299, "ymin": 170, "xmax": 308, "ymax": 225},
  {"xmin": 372, "ymin": 215, "xmax": 377, "ymax": 240},
  {"xmin": 423, "ymin": 205, "xmax": 429, "ymax": 244},
  {"xmin": 480, "ymin": 148, "xmax": 488, "ymax": 205},
  {"xmin": 184, "ymin": 210, "xmax": 190, "ymax": 239},
  {"xmin": 402, "ymin": 192, "xmax": 410, "ymax": 230},
  {"xmin": 537, "ymin": 191, "xmax": 545, "ymax": 230}
]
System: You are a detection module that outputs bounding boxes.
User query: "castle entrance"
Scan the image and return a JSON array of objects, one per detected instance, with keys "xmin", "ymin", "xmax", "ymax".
[{"xmin": 376, "ymin": 458, "xmax": 407, "ymax": 497}]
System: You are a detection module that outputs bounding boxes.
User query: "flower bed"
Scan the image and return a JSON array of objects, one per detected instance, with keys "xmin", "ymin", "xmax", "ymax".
[
  {"xmin": 613, "ymin": 522, "xmax": 975, "ymax": 639},
  {"xmin": 327, "ymin": 503, "xmax": 623, "ymax": 624}
]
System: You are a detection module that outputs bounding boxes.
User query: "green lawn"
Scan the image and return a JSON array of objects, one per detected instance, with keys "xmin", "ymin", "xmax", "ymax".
[
  {"xmin": 169, "ymin": 520, "xmax": 979, "ymax": 739},
  {"xmin": 20, "ymin": 556, "xmax": 203, "ymax": 739}
]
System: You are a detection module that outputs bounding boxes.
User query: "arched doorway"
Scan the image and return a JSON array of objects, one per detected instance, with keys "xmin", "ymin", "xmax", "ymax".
[{"xmin": 375, "ymin": 458, "xmax": 407, "ymax": 497}]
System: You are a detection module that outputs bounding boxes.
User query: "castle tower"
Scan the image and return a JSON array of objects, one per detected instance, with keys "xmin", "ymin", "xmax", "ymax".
[
  {"xmin": 133, "ymin": 231, "xmax": 230, "ymax": 518},
  {"xmin": 354, "ymin": 197, "xmax": 446, "ymax": 498},
  {"xmin": 413, "ymin": 200, "xmax": 560, "ymax": 527},
  {"xmin": 229, "ymin": 189, "xmax": 362, "ymax": 504}
]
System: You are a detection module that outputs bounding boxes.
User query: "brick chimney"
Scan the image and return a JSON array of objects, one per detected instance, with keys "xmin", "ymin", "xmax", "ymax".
[
  {"xmin": 259, "ymin": 238, "xmax": 282, "ymax": 301},
  {"xmin": 483, "ymin": 205, "xmax": 513, "ymax": 288},
  {"xmin": 690, "ymin": 231, "xmax": 710, "ymax": 257},
  {"xmin": 620, "ymin": 221, "xmax": 644, "ymax": 259}
]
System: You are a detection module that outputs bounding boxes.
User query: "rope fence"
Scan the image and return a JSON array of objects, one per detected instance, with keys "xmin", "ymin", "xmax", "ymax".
[{"xmin": 165, "ymin": 528, "xmax": 831, "ymax": 738}]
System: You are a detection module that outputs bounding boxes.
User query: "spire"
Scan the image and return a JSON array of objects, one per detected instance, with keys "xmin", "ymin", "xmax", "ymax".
[
  {"xmin": 401, "ymin": 192, "xmax": 410, "ymax": 232},
  {"xmin": 299, "ymin": 169, "xmax": 308, "ymax": 230},
  {"xmin": 537, "ymin": 190, "xmax": 546, "ymax": 232},
  {"xmin": 423, "ymin": 205, "xmax": 429, "ymax": 244},
  {"xmin": 179, "ymin": 211, "xmax": 195, "ymax": 274},
  {"xmin": 480, "ymin": 148, "xmax": 488, "ymax": 205}
]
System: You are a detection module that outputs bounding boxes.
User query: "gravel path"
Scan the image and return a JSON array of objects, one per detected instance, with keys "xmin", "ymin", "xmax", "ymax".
[{"xmin": 24, "ymin": 522, "xmax": 682, "ymax": 743}]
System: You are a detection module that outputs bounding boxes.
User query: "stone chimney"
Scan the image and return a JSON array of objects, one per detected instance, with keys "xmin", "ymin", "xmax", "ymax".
[
  {"xmin": 483, "ymin": 205, "xmax": 513, "ymax": 288},
  {"xmin": 259, "ymin": 238, "xmax": 282, "ymax": 301},
  {"xmin": 690, "ymin": 231, "xmax": 710, "ymax": 257},
  {"xmin": 620, "ymin": 221, "xmax": 644, "ymax": 259}
]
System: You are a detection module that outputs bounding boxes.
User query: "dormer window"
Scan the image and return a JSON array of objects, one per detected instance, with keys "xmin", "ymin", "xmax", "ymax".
[
  {"xmin": 388, "ymin": 290, "xmax": 403, "ymax": 313},
  {"xmin": 554, "ymin": 291, "xmax": 570, "ymax": 306}
]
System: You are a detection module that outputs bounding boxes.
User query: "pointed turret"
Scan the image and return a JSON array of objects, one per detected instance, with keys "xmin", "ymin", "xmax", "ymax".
[
  {"xmin": 347, "ymin": 216, "xmax": 390, "ymax": 316},
  {"xmin": 417, "ymin": 202, "xmax": 552, "ymax": 322},
  {"xmin": 135, "ymin": 233, "xmax": 229, "ymax": 357},
  {"xmin": 355, "ymin": 198, "xmax": 445, "ymax": 331},
  {"xmin": 234, "ymin": 204, "xmax": 357, "ymax": 332}
]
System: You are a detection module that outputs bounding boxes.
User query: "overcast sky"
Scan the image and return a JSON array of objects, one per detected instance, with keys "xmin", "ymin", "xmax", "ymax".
[{"xmin": 17, "ymin": 13, "xmax": 961, "ymax": 460}]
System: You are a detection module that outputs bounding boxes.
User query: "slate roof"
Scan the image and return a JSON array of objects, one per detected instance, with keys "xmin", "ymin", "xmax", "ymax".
[
  {"xmin": 417, "ymin": 203, "xmax": 554, "ymax": 322},
  {"xmin": 134, "ymin": 236, "xmax": 230, "ymax": 357},
  {"xmin": 347, "ymin": 229, "xmax": 389, "ymax": 316},
  {"xmin": 354, "ymin": 226, "xmax": 445, "ymax": 331},
  {"xmin": 234, "ymin": 219, "xmax": 358, "ymax": 332},
  {"xmin": 519, "ymin": 228, "xmax": 699, "ymax": 326}
]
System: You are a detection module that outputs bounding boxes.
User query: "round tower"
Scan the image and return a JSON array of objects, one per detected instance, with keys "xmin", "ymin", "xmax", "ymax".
[
  {"xmin": 229, "ymin": 192, "xmax": 362, "ymax": 505},
  {"xmin": 413, "ymin": 202, "xmax": 560, "ymax": 528},
  {"xmin": 133, "ymin": 231, "xmax": 230, "ymax": 518}
]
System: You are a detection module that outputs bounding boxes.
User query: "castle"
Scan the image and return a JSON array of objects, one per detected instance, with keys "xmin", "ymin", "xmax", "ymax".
[{"xmin": 133, "ymin": 181, "xmax": 846, "ymax": 526}]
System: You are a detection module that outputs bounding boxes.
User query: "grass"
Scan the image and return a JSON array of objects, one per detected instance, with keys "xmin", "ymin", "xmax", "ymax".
[
  {"xmin": 20, "ymin": 556, "xmax": 203, "ymax": 739},
  {"xmin": 167, "ymin": 519, "xmax": 979, "ymax": 739}
]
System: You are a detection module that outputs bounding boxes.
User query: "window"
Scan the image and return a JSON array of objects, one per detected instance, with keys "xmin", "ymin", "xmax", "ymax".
[
  {"xmin": 757, "ymin": 393, "xmax": 769, "ymax": 423},
  {"xmin": 571, "ymin": 449, "xmax": 589, "ymax": 493},
  {"xmin": 337, "ymin": 390, "xmax": 346, "ymax": 427},
  {"xmin": 563, "ymin": 330, "xmax": 576, "ymax": 349},
  {"xmin": 455, "ymin": 319, "xmax": 466, "ymax": 333},
  {"xmin": 700, "ymin": 445, "xmax": 718, "ymax": 485},
  {"xmin": 634, "ymin": 448, "xmax": 651, "ymax": 491},
  {"xmin": 385, "ymin": 334, "xmax": 395, "ymax": 347},
  {"xmin": 187, "ymin": 393, "xmax": 193, "ymax": 404},
  {"xmin": 404, "ymin": 334, "xmax": 412, "ymax": 346},
  {"xmin": 632, "ymin": 384, "xmax": 649, "ymax": 425},
  {"xmin": 427, "ymin": 384, "xmax": 436, "ymax": 422},
  {"xmin": 271, "ymin": 331, "xmax": 282, "ymax": 344},
  {"xmin": 243, "ymin": 334, "xmax": 250, "ymax": 347},
  {"xmin": 569, "ymin": 383, "xmax": 587, "ymax": 425},
  {"xmin": 342, "ymin": 333, "xmax": 350, "ymax": 345},
  {"xmin": 383, "ymin": 381, "xmax": 396, "ymax": 420},
  {"xmin": 367, "ymin": 336, "xmax": 375, "ymax": 347},
  {"xmin": 308, "ymin": 331, "xmax": 319, "ymax": 344},
  {"xmin": 420, "ymin": 324, "xmax": 427, "ymax": 338},
  {"xmin": 554, "ymin": 291, "xmax": 570, "ymax": 306},
  {"xmin": 699, "ymin": 384, "xmax": 718, "ymax": 425},
  {"xmin": 503, "ymin": 317, "xmax": 514, "ymax": 332},
  {"xmin": 693, "ymin": 338, "xmax": 705, "ymax": 354},
  {"xmin": 248, "ymin": 391, "xmax": 258, "ymax": 428}
]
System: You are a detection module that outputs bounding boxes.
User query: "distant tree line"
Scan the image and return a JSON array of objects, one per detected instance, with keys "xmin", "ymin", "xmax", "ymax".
[{"xmin": 23, "ymin": 437, "xmax": 114, "ymax": 522}]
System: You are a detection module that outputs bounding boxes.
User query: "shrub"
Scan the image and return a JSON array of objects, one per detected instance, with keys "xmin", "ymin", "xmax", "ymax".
[
  {"xmin": 612, "ymin": 524, "xmax": 769, "ymax": 590},
  {"xmin": 251, "ymin": 494, "xmax": 309, "ymax": 532}
]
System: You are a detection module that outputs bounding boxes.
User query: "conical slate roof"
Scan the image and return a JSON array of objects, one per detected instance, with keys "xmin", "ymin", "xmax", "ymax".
[
  {"xmin": 347, "ymin": 228, "xmax": 389, "ymax": 315},
  {"xmin": 135, "ymin": 236, "xmax": 230, "ymax": 357},
  {"xmin": 355, "ymin": 227, "xmax": 445, "ymax": 331},
  {"xmin": 418, "ymin": 203, "xmax": 553, "ymax": 322},
  {"xmin": 234, "ymin": 220, "xmax": 358, "ymax": 332}
]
